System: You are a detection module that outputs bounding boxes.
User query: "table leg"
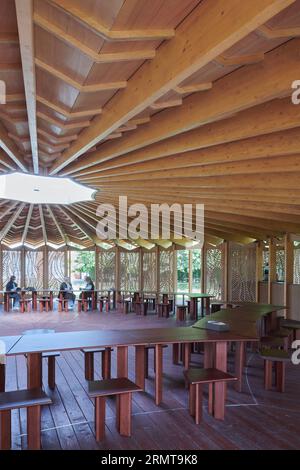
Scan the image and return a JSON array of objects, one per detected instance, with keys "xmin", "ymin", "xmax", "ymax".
[
  {"xmin": 27, "ymin": 353, "xmax": 42, "ymax": 450},
  {"xmin": 135, "ymin": 345, "xmax": 145, "ymax": 390},
  {"xmin": 155, "ymin": 344, "xmax": 163, "ymax": 405},
  {"xmin": 119, "ymin": 392, "xmax": 132, "ymax": 437},
  {"xmin": 0, "ymin": 364, "xmax": 5, "ymax": 392},
  {"xmin": 117, "ymin": 346, "xmax": 128, "ymax": 378},
  {"xmin": 214, "ymin": 341, "xmax": 227, "ymax": 420},
  {"xmin": 234, "ymin": 341, "xmax": 245, "ymax": 392},
  {"xmin": 183, "ymin": 343, "xmax": 191, "ymax": 370},
  {"xmin": 204, "ymin": 343, "xmax": 215, "ymax": 368},
  {"xmin": 0, "ymin": 410, "xmax": 11, "ymax": 449},
  {"xmin": 172, "ymin": 344, "xmax": 179, "ymax": 364},
  {"xmin": 206, "ymin": 298, "xmax": 211, "ymax": 315}
]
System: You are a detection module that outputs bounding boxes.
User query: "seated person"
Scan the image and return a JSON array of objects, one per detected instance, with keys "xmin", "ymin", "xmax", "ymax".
[
  {"xmin": 80, "ymin": 276, "xmax": 96, "ymax": 309},
  {"xmin": 59, "ymin": 277, "xmax": 76, "ymax": 308},
  {"xmin": 5, "ymin": 275, "xmax": 21, "ymax": 310}
]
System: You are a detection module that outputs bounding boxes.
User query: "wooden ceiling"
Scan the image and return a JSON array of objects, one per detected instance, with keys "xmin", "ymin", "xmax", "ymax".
[{"xmin": 0, "ymin": 0, "xmax": 299, "ymax": 248}]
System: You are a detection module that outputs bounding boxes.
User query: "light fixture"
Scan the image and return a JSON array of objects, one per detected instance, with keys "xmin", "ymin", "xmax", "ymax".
[{"xmin": 0, "ymin": 172, "xmax": 96, "ymax": 205}]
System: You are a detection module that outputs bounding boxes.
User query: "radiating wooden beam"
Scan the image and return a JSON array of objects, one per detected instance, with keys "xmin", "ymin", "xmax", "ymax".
[
  {"xmin": 215, "ymin": 52, "xmax": 265, "ymax": 67},
  {"xmin": 50, "ymin": 0, "xmax": 294, "ymax": 174},
  {"xmin": 258, "ymin": 24, "xmax": 300, "ymax": 38},
  {"xmin": 0, "ymin": 203, "xmax": 26, "ymax": 241},
  {"xmin": 15, "ymin": 0, "xmax": 39, "ymax": 174},
  {"xmin": 38, "ymin": 205, "xmax": 48, "ymax": 243},
  {"xmin": 173, "ymin": 83, "xmax": 212, "ymax": 94},
  {"xmin": 37, "ymin": 111, "xmax": 90, "ymax": 130},
  {"xmin": 0, "ymin": 122, "xmax": 28, "ymax": 172},
  {"xmin": 34, "ymin": 13, "xmax": 156, "ymax": 62},
  {"xmin": 48, "ymin": 0, "xmax": 175, "ymax": 41},
  {"xmin": 35, "ymin": 58, "xmax": 127, "ymax": 92},
  {"xmin": 21, "ymin": 204, "xmax": 33, "ymax": 245},
  {"xmin": 36, "ymin": 95, "xmax": 102, "ymax": 118}
]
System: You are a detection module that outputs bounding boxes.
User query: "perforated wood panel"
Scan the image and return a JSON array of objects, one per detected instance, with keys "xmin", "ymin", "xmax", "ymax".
[
  {"xmin": 205, "ymin": 247, "xmax": 222, "ymax": 299},
  {"xmin": 2, "ymin": 250, "xmax": 21, "ymax": 289},
  {"xmin": 143, "ymin": 251, "xmax": 156, "ymax": 292},
  {"xmin": 48, "ymin": 250, "xmax": 65, "ymax": 290},
  {"xmin": 99, "ymin": 250, "xmax": 116, "ymax": 291},
  {"xmin": 229, "ymin": 242, "xmax": 256, "ymax": 302},
  {"xmin": 25, "ymin": 251, "xmax": 44, "ymax": 289},
  {"xmin": 159, "ymin": 249, "xmax": 174, "ymax": 292},
  {"xmin": 294, "ymin": 248, "xmax": 300, "ymax": 284},
  {"xmin": 120, "ymin": 251, "xmax": 140, "ymax": 291}
]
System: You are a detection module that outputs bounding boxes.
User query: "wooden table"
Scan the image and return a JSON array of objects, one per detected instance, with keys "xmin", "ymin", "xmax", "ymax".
[
  {"xmin": 6, "ymin": 327, "xmax": 257, "ymax": 421},
  {"xmin": 187, "ymin": 293, "xmax": 215, "ymax": 319},
  {"xmin": 0, "ymin": 335, "xmax": 22, "ymax": 392}
]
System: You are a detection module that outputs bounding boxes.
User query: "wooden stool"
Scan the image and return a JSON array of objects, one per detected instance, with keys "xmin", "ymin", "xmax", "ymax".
[
  {"xmin": 88, "ymin": 378, "xmax": 142, "ymax": 441},
  {"xmin": 77, "ymin": 298, "xmax": 89, "ymax": 313},
  {"xmin": 280, "ymin": 319, "xmax": 300, "ymax": 341},
  {"xmin": 58, "ymin": 298, "xmax": 69, "ymax": 312},
  {"xmin": 144, "ymin": 345, "xmax": 168, "ymax": 378},
  {"xmin": 38, "ymin": 298, "xmax": 51, "ymax": 312},
  {"xmin": 122, "ymin": 300, "xmax": 131, "ymax": 314},
  {"xmin": 211, "ymin": 302, "xmax": 223, "ymax": 313},
  {"xmin": 98, "ymin": 297, "xmax": 109, "ymax": 312},
  {"xmin": 43, "ymin": 352, "xmax": 60, "ymax": 390},
  {"xmin": 157, "ymin": 303, "xmax": 170, "ymax": 318},
  {"xmin": 176, "ymin": 305, "xmax": 188, "ymax": 321},
  {"xmin": 81, "ymin": 348, "xmax": 113, "ymax": 380},
  {"xmin": 20, "ymin": 299, "xmax": 32, "ymax": 313},
  {"xmin": 259, "ymin": 348, "xmax": 291, "ymax": 393},
  {"xmin": 184, "ymin": 368, "xmax": 237, "ymax": 423},
  {"xmin": 0, "ymin": 388, "xmax": 52, "ymax": 450},
  {"xmin": 135, "ymin": 301, "xmax": 148, "ymax": 316}
]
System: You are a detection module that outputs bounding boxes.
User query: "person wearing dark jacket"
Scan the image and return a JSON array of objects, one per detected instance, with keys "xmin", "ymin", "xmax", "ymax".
[
  {"xmin": 6, "ymin": 275, "xmax": 21, "ymax": 309},
  {"xmin": 59, "ymin": 277, "xmax": 76, "ymax": 308},
  {"xmin": 80, "ymin": 276, "xmax": 96, "ymax": 309}
]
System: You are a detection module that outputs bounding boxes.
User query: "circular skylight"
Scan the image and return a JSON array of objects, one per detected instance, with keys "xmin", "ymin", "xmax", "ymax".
[{"xmin": 0, "ymin": 173, "xmax": 96, "ymax": 205}]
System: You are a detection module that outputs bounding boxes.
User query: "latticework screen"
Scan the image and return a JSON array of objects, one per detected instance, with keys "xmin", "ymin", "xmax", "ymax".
[
  {"xmin": 192, "ymin": 249, "xmax": 201, "ymax": 292},
  {"xmin": 294, "ymin": 247, "xmax": 300, "ymax": 284},
  {"xmin": 25, "ymin": 251, "xmax": 44, "ymax": 289},
  {"xmin": 2, "ymin": 250, "xmax": 21, "ymax": 289},
  {"xmin": 99, "ymin": 250, "xmax": 116, "ymax": 290},
  {"xmin": 48, "ymin": 250, "xmax": 65, "ymax": 290},
  {"xmin": 276, "ymin": 249, "xmax": 285, "ymax": 282},
  {"xmin": 143, "ymin": 251, "xmax": 156, "ymax": 291},
  {"xmin": 205, "ymin": 247, "xmax": 222, "ymax": 299},
  {"xmin": 120, "ymin": 251, "xmax": 140, "ymax": 291},
  {"xmin": 159, "ymin": 249, "xmax": 174, "ymax": 292},
  {"xmin": 229, "ymin": 242, "xmax": 256, "ymax": 302}
]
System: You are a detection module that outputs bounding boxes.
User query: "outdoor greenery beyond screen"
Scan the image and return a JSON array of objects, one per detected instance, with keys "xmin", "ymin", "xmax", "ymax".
[{"xmin": 176, "ymin": 249, "xmax": 201, "ymax": 292}]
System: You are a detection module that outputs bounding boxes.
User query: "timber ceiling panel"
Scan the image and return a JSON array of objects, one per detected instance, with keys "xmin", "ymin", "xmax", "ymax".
[{"xmin": 0, "ymin": 0, "xmax": 299, "ymax": 248}]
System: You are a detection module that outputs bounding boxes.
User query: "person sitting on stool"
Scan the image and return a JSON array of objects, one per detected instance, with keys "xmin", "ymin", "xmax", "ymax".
[
  {"xmin": 79, "ymin": 276, "xmax": 95, "ymax": 310},
  {"xmin": 59, "ymin": 277, "xmax": 76, "ymax": 309},
  {"xmin": 6, "ymin": 275, "xmax": 21, "ymax": 311}
]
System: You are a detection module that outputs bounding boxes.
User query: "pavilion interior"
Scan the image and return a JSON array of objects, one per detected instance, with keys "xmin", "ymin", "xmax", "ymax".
[{"xmin": 0, "ymin": 0, "xmax": 300, "ymax": 452}]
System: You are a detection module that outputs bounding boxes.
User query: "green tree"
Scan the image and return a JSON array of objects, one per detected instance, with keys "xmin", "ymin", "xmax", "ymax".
[{"xmin": 73, "ymin": 251, "xmax": 95, "ymax": 279}]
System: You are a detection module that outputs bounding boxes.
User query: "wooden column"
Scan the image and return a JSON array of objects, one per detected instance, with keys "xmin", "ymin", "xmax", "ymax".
[
  {"xmin": 156, "ymin": 246, "xmax": 160, "ymax": 294},
  {"xmin": 115, "ymin": 246, "xmax": 120, "ymax": 292},
  {"xmin": 268, "ymin": 238, "xmax": 276, "ymax": 304},
  {"xmin": 64, "ymin": 246, "xmax": 68, "ymax": 277},
  {"xmin": 223, "ymin": 241, "xmax": 229, "ymax": 301},
  {"xmin": 201, "ymin": 243, "xmax": 205, "ymax": 293},
  {"xmin": 20, "ymin": 247, "xmax": 25, "ymax": 287},
  {"xmin": 95, "ymin": 246, "xmax": 100, "ymax": 290},
  {"xmin": 284, "ymin": 234, "xmax": 294, "ymax": 317},
  {"xmin": 139, "ymin": 248, "xmax": 143, "ymax": 292},
  {"xmin": 43, "ymin": 245, "xmax": 48, "ymax": 289},
  {"xmin": 256, "ymin": 241, "xmax": 263, "ymax": 302},
  {"xmin": 188, "ymin": 249, "xmax": 193, "ymax": 293}
]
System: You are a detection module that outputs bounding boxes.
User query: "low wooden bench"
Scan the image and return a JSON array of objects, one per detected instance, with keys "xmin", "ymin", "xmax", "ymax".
[
  {"xmin": 24, "ymin": 352, "xmax": 60, "ymax": 390},
  {"xmin": 58, "ymin": 298, "xmax": 69, "ymax": 312},
  {"xmin": 157, "ymin": 303, "xmax": 170, "ymax": 318},
  {"xmin": 77, "ymin": 298, "xmax": 89, "ymax": 313},
  {"xmin": 20, "ymin": 298, "xmax": 32, "ymax": 313},
  {"xmin": 81, "ymin": 348, "xmax": 113, "ymax": 381},
  {"xmin": 0, "ymin": 388, "xmax": 52, "ymax": 450},
  {"xmin": 259, "ymin": 348, "xmax": 291, "ymax": 393},
  {"xmin": 38, "ymin": 297, "xmax": 51, "ymax": 312},
  {"xmin": 176, "ymin": 304, "xmax": 188, "ymax": 321},
  {"xmin": 134, "ymin": 301, "xmax": 148, "ymax": 316},
  {"xmin": 144, "ymin": 344, "xmax": 168, "ymax": 378},
  {"xmin": 98, "ymin": 297, "xmax": 110, "ymax": 312},
  {"xmin": 184, "ymin": 368, "xmax": 237, "ymax": 423},
  {"xmin": 88, "ymin": 378, "xmax": 142, "ymax": 441}
]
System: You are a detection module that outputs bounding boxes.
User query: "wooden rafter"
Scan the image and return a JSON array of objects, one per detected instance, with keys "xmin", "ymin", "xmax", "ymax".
[
  {"xmin": 0, "ymin": 122, "xmax": 28, "ymax": 172},
  {"xmin": 50, "ymin": 0, "xmax": 294, "ymax": 175},
  {"xmin": 21, "ymin": 204, "xmax": 33, "ymax": 245}
]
